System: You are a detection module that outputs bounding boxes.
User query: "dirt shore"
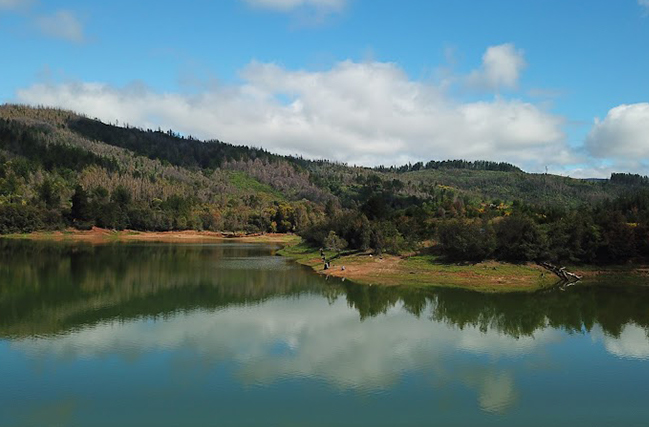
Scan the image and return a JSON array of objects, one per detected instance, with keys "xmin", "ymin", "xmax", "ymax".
[{"xmin": 2, "ymin": 228, "xmax": 300, "ymax": 245}]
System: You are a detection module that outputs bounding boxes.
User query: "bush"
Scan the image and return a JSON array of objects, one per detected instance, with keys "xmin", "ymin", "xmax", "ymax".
[
  {"xmin": 0, "ymin": 203, "xmax": 45, "ymax": 234},
  {"xmin": 494, "ymin": 215, "xmax": 546, "ymax": 262},
  {"xmin": 438, "ymin": 219, "xmax": 495, "ymax": 261},
  {"xmin": 324, "ymin": 230, "xmax": 348, "ymax": 253},
  {"xmin": 371, "ymin": 220, "xmax": 406, "ymax": 255}
]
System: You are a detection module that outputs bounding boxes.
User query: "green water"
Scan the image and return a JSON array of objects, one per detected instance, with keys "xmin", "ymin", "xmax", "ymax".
[{"xmin": 1, "ymin": 240, "xmax": 649, "ymax": 426}]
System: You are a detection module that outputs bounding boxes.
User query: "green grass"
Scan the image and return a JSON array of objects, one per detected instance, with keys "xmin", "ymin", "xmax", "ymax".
[
  {"xmin": 279, "ymin": 242, "xmax": 560, "ymax": 293},
  {"xmin": 226, "ymin": 170, "xmax": 285, "ymax": 200},
  {"xmin": 232, "ymin": 233, "xmax": 301, "ymax": 246},
  {"xmin": 277, "ymin": 242, "xmax": 326, "ymax": 265},
  {"xmin": 2, "ymin": 233, "xmax": 30, "ymax": 239}
]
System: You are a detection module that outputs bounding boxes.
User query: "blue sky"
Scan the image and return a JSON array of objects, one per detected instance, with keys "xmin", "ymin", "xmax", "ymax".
[{"xmin": 2, "ymin": 0, "xmax": 649, "ymax": 176}]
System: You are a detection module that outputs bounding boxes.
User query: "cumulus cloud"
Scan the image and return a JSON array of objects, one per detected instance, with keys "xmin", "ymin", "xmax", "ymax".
[
  {"xmin": 586, "ymin": 103, "xmax": 649, "ymax": 159},
  {"xmin": 467, "ymin": 43, "xmax": 527, "ymax": 91},
  {"xmin": 16, "ymin": 58, "xmax": 568, "ymax": 169},
  {"xmin": 34, "ymin": 10, "xmax": 85, "ymax": 43}
]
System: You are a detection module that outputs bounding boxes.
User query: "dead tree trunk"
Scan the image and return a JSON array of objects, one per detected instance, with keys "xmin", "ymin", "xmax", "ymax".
[{"xmin": 539, "ymin": 262, "xmax": 582, "ymax": 283}]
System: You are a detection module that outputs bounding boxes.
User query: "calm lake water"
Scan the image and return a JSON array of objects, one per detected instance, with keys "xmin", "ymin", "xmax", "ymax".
[{"xmin": 1, "ymin": 240, "xmax": 649, "ymax": 427}]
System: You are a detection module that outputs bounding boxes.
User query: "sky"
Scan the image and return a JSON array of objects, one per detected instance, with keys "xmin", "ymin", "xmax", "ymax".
[{"xmin": 1, "ymin": 0, "xmax": 649, "ymax": 177}]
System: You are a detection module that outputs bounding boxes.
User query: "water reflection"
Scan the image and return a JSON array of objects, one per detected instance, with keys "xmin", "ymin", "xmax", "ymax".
[
  {"xmin": 2, "ymin": 240, "xmax": 649, "ymax": 343},
  {"xmin": 0, "ymin": 240, "xmax": 327, "ymax": 338},
  {"xmin": 1, "ymin": 240, "xmax": 649, "ymax": 425},
  {"xmin": 11, "ymin": 297, "xmax": 552, "ymax": 413}
]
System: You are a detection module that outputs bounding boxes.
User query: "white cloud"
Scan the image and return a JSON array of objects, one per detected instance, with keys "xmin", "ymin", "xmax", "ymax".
[
  {"xmin": 467, "ymin": 43, "xmax": 527, "ymax": 91},
  {"xmin": 242, "ymin": 0, "xmax": 346, "ymax": 13},
  {"xmin": 34, "ymin": 10, "xmax": 85, "ymax": 43},
  {"xmin": 553, "ymin": 165, "xmax": 615, "ymax": 180},
  {"xmin": 585, "ymin": 103, "xmax": 649, "ymax": 159},
  {"xmin": 15, "ymin": 57, "xmax": 568, "ymax": 170}
]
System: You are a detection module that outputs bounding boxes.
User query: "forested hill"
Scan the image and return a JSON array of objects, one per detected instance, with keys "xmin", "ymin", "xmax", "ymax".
[
  {"xmin": 67, "ymin": 114, "xmax": 292, "ymax": 170},
  {"xmin": 2, "ymin": 103, "xmax": 649, "ymax": 265},
  {"xmin": 0, "ymin": 104, "xmax": 334, "ymax": 233}
]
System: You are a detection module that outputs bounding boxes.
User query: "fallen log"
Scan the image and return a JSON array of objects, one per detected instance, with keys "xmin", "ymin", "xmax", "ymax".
[{"xmin": 539, "ymin": 262, "xmax": 582, "ymax": 283}]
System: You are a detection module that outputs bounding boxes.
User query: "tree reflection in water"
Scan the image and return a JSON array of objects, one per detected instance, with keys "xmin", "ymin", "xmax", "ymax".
[{"xmin": 1, "ymin": 239, "xmax": 648, "ymax": 341}]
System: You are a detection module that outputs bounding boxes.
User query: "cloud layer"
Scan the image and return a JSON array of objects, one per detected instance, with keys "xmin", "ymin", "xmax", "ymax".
[{"xmin": 16, "ymin": 53, "xmax": 569, "ymax": 169}]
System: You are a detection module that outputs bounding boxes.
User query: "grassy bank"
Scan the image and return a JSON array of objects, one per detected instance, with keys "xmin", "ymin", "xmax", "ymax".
[
  {"xmin": 2, "ymin": 228, "xmax": 302, "ymax": 245},
  {"xmin": 278, "ymin": 242, "xmax": 649, "ymax": 292},
  {"xmin": 278, "ymin": 242, "xmax": 560, "ymax": 293}
]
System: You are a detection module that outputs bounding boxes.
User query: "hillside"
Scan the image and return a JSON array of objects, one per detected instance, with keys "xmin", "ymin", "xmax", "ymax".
[
  {"xmin": 0, "ymin": 104, "xmax": 330, "ymax": 234},
  {"xmin": 3, "ymin": 104, "xmax": 649, "ymax": 266},
  {"xmin": 401, "ymin": 168, "xmax": 622, "ymax": 208},
  {"xmin": 0, "ymin": 104, "xmax": 639, "ymax": 225}
]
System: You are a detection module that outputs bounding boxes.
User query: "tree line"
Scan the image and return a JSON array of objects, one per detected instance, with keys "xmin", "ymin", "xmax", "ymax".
[
  {"xmin": 374, "ymin": 159, "xmax": 522, "ymax": 174},
  {"xmin": 301, "ymin": 177, "xmax": 649, "ymax": 265}
]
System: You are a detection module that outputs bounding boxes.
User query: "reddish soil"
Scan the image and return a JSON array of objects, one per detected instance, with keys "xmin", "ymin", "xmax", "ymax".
[{"xmin": 9, "ymin": 228, "xmax": 295, "ymax": 244}]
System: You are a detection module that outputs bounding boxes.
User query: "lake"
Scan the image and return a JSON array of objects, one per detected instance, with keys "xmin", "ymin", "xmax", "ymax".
[{"xmin": 1, "ymin": 240, "xmax": 649, "ymax": 426}]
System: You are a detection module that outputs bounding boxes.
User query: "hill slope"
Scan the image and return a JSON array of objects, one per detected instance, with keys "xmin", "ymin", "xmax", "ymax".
[
  {"xmin": 0, "ymin": 104, "xmax": 643, "ymax": 247},
  {"xmin": 0, "ymin": 105, "xmax": 330, "ymax": 233}
]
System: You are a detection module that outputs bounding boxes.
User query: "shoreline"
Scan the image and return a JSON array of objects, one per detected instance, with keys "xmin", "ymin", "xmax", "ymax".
[
  {"xmin": 278, "ymin": 242, "xmax": 649, "ymax": 293},
  {"xmin": 1, "ymin": 228, "xmax": 301, "ymax": 245},
  {"xmin": 4, "ymin": 230, "xmax": 648, "ymax": 292}
]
